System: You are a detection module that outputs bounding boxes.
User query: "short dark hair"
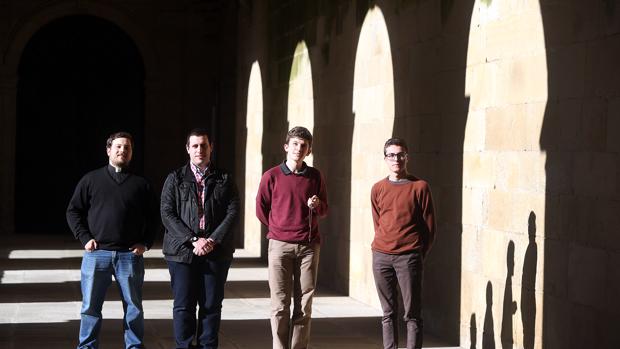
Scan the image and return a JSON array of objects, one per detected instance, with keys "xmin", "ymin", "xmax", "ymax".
[
  {"xmin": 285, "ymin": 126, "xmax": 313, "ymax": 146},
  {"xmin": 186, "ymin": 128, "xmax": 211, "ymax": 146},
  {"xmin": 106, "ymin": 131, "xmax": 134, "ymax": 149},
  {"xmin": 383, "ymin": 137, "xmax": 408, "ymax": 156}
]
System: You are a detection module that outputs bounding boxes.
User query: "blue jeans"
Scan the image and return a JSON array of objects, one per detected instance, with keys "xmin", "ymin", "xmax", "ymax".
[
  {"xmin": 167, "ymin": 258, "xmax": 231, "ymax": 349},
  {"xmin": 78, "ymin": 250, "xmax": 145, "ymax": 349}
]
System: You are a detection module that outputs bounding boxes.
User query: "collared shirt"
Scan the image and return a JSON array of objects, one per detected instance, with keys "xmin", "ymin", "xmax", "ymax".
[
  {"xmin": 107, "ymin": 164, "xmax": 128, "ymax": 184},
  {"xmin": 281, "ymin": 161, "xmax": 308, "ymax": 175},
  {"xmin": 256, "ymin": 161, "xmax": 328, "ymax": 243},
  {"xmin": 190, "ymin": 162, "xmax": 209, "ymax": 230}
]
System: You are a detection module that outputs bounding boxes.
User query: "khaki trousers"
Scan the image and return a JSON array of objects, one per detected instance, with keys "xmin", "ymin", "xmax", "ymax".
[{"xmin": 268, "ymin": 239, "xmax": 321, "ymax": 349}]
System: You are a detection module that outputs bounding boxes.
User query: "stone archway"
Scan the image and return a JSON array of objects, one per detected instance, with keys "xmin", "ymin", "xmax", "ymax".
[
  {"xmin": 15, "ymin": 14, "xmax": 145, "ymax": 234},
  {"xmin": 0, "ymin": 2, "xmax": 158, "ymax": 235},
  {"xmin": 349, "ymin": 5, "xmax": 395, "ymax": 307}
]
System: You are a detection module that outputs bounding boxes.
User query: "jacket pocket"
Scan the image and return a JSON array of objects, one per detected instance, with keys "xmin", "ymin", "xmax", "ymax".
[{"xmin": 162, "ymin": 232, "xmax": 183, "ymax": 256}]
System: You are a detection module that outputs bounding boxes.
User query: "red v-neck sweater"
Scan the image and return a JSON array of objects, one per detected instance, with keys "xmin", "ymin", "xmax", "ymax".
[{"xmin": 256, "ymin": 162, "xmax": 328, "ymax": 243}]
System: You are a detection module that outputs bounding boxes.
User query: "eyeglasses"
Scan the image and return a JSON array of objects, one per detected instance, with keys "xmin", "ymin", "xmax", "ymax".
[{"xmin": 385, "ymin": 152, "xmax": 408, "ymax": 160}]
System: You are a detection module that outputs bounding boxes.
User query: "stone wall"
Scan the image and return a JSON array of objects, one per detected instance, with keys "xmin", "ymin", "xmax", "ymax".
[
  {"xmin": 461, "ymin": 2, "xmax": 547, "ymax": 348},
  {"xmin": 540, "ymin": 1, "xmax": 620, "ymax": 348}
]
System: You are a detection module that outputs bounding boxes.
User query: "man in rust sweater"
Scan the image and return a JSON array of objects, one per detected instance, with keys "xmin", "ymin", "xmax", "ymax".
[
  {"xmin": 371, "ymin": 137, "xmax": 436, "ymax": 349},
  {"xmin": 256, "ymin": 126, "xmax": 328, "ymax": 349}
]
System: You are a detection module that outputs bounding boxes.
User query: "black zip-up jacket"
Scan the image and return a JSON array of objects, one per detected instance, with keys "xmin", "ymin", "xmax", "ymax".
[{"xmin": 161, "ymin": 164, "xmax": 239, "ymax": 263}]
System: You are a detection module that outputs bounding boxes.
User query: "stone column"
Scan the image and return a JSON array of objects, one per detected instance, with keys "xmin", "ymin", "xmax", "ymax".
[{"xmin": 0, "ymin": 69, "xmax": 17, "ymax": 235}]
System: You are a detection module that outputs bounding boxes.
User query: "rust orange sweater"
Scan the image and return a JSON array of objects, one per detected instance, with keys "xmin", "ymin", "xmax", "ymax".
[{"xmin": 371, "ymin": 175, "xmax": 436, "ymax": 255}]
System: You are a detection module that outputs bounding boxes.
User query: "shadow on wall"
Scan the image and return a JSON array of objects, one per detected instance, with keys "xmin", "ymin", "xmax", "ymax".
[
  {"xmin": 470, "ymin": 313, "xmax": 477, "ymax": 349},
  {"xmin": 522, "ymin": 211, "xmax": 537, "ymax": 349},
  {"xmin": 482, "ymin": 281, "xmax": 495, "ymax": 349},
  {"xmin": 236, "ymin": 120, "xmax": 248, "ymax": 249},
  {"xmin": 313, "ymin": 113, "xmax": 355, "ymax": 294},
  {"xmin": 388, "ymin": 0, "xmax": 477, "ymax": 343},
  {"xmin": 540, "ymin": 3, "xmax": 620, "ymax": 348},
  {"xmin": 500, "ymin": 241, "xmax": 517, "ymax": 349},
  {"xmin": 484, "ymin": 214, "xmax": 536, "ymax": 349}
]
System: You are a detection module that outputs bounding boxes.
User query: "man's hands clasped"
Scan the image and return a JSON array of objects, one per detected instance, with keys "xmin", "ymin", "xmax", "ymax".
[{"xmin": 192, "ymin": 237, "xmax": 216, "ymax": 256}]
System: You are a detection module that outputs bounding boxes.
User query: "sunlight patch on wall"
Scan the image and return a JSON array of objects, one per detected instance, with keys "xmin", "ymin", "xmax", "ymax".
[
  {"xmin": 287, "ymin": 41, "xmax": 314, "ymax": 165},
  {"xmin": 462, "ymin": 1, "xmax": 548, "ymax": 348},
  {"xmin": 349, "ymin": 5, "xmax": 395, "ymax": 308},
  {"xmin": 244, "ymin": 61, "xmax": 263, "ymax": 257}
]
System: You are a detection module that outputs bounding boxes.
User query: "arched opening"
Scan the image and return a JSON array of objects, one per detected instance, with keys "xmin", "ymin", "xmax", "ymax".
[
  {"xmin": 287, "ymin": 41, "xmax": 314, "ymax": 165},
  {"xmin": 15, "ymin": 15, "xmax": 145, "ymax": 234},
  {"xmin": 349, "ymin": 5, "xmax": 395, "ymax": 307},
  {"xmin": 243, "ymin": 61, "xmax": 263, "ymax": 257}
]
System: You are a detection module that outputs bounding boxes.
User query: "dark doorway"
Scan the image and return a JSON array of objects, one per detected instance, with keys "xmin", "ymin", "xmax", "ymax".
[{"xmin": 16, "ymin": 15, "xmax": 145, "ymax": 234}]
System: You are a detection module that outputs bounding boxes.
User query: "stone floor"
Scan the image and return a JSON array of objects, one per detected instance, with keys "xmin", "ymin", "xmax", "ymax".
[{"xmin": 0, "ymin": 234, "xmax": 461, "ymax": 349}]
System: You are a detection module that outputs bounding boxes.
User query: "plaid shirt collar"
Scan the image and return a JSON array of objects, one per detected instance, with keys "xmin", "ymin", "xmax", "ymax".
[{"xmin": 190, "ymin": 162, "xmax": 209, "ymax": 181}]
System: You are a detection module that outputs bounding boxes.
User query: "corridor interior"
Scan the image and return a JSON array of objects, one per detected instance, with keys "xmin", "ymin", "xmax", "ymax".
[{"xmin": 0, "ymin": 234, "xmax": 459, "ymax": 348}]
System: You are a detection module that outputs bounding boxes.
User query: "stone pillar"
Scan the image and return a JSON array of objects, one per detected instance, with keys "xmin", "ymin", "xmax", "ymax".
[
  {"xmin": 143, "ymin": 77, "xmax": 168, "ymax": 188},
  {"xmin": 0, "ymin": 69, "xmax": 17, "ymax": 235}
]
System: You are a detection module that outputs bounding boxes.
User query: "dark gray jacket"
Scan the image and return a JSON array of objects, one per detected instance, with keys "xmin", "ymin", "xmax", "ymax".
[{"xmin": 161, "ymin": 164, "xmax": 239, "ymax": 263}]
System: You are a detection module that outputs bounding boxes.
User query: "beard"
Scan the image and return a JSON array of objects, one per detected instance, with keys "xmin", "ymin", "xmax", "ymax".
[{"xmin": 110, "ymin": 156, "xmax": 130, "ymax": 168}]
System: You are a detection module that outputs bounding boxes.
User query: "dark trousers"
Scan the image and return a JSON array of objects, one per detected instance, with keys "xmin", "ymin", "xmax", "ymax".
[
  {"xmin": 372, "ymin": 250, "xmax": 424, "ymax": 349},
  {"xmin": 167, "ymin": 257, "xmax": 231, "ymax": 349}
]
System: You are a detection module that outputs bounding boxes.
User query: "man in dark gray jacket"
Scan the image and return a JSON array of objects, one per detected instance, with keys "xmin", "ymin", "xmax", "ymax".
[{"xmin": 161, "ymin": 128, "xmax": 239, "ymax": 349}]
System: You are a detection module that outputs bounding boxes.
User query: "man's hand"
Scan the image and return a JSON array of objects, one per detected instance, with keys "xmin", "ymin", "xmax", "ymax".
[
  {"xmin": 84, "ymin": 239, "xmax": 98, "ymax": 252},
  {"xmin": 192, "ymin": 238, "xmax": 216, "ymax": 256},
  {"xmin": 307, "ymin": 195, "xmax": 320, "ymax": 209},
  {"xmin": 130, "ymin": 243, "xmax": 147, "ymax": 256}
]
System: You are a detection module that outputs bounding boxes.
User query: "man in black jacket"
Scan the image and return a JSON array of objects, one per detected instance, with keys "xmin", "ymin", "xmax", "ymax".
[
  {"xmin": 66, "ymin": 131, "xmax": 159, "ymax": 349},
  {"xmin": 161, "ymin": 128, "xmax": 240, "ymax": 349}
]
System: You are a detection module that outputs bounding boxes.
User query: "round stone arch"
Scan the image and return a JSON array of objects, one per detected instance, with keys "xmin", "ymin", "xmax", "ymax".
[
  {"xmin": 0, "ymin": 1, "xmax": 159, "ymax": 235},
  {"xmin": 3, "ymin": 2, "xmax": 157, "ymax": 76}
]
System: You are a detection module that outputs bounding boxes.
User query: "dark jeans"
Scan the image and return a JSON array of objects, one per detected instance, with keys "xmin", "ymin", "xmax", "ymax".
[
  {"xmin": 167, "ymin": 257, "xmax": 232, "ymax": 349},
  {"xmin": 372, "ymin": 250, "xmax": 424, "ymax": 349}
]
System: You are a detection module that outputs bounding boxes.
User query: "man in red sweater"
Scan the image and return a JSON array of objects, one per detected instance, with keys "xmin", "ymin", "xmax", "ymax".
[
  {"xmin": 256, "ymin": 126, "xmax": 328, "ymax": 349},
  {"xmin": 371, "ymin": 137, "xmax": 436, "ymax": 349}
]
